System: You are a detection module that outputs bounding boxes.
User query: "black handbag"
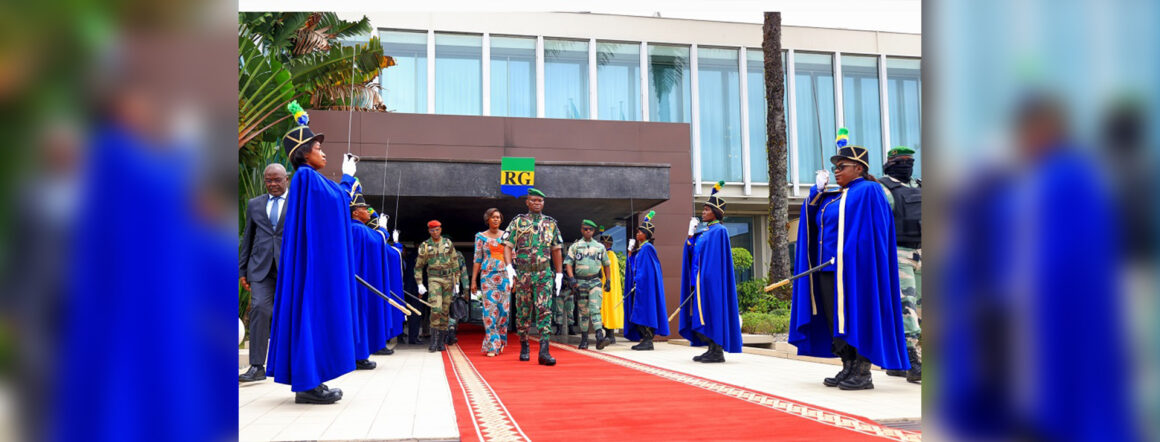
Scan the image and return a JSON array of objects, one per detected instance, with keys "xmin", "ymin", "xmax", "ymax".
[{"xmin": 450, "ymin": 296, "xmax": 469, "ymax": 323}]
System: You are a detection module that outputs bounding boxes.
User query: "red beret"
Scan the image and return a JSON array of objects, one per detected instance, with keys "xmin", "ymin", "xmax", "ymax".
[{"xmin": 427, "ymin": 220, "xmax": 442, "ymax": 228}]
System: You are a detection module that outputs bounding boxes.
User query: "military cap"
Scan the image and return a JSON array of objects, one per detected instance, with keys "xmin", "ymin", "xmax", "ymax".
[
  {"xmin": 527, "ymin": 188, "xmax": 546, "ymax": 198},
  {"xmin": 705, "ymin": 180, "xmax": 726, "ymax": 218},
  {"xmin": 582, "ymin": 219, "xmax": 597, "ymax": 229},
  {"xmin": 888, "ymin": 146, "xmax": 916, "ymax": 158},
  {"xmin": 427, "ymin": 220, "xmax": 442, "ymax": 228},
  {"xmin": 281, "ymin": 101, "xmax": 324, "ymax": 159}
]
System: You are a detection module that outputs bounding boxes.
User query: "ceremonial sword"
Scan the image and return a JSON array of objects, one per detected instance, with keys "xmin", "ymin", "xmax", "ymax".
[
  {"xmin": 354, "ymin": 274, "xmax": 412, "ymax": 316},
  {"xmin": 668, "ymin": 290, "xmax": 695, "ymax": 322},
  {"xmin": 762, "ymin": 258, "xmax": 835, "ymax": 292}
]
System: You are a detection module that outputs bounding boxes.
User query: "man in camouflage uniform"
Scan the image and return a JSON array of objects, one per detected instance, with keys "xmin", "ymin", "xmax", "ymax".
[
  {"xmin": 553, "ymin": 261, "xmax": 575, "ymax": 336},
  {"xmin": 502, "ymin": 188, "xmax": 564, "ymax": 366},
  {"xmin": 880, "ymin": 146, "xmax": 922, "ymax": 383},
  {"xmin": 564, "ymin": 219, "xmax": 612, "ymax": 350},
  {"xmin": 415, "ymin": 220, "xmax": 461, "ymax": 353},
  {"xmin": 445, "ymin": 245, "xmax": 471, "ymax": 345}
]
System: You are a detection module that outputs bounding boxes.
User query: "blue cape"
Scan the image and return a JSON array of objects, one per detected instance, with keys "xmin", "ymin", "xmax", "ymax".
[
  {"xmin": 381, "ymin": 232, "xmax": 407, "ymax": 339},
  {"xmin": 267, "ymin": 167, "xmax": 357, "ymax": 391},
  {"xmin": 789, "ymin": 179, "xmax": 909, "ymax": 370},
  {"xmin": 352, "ymin": 220, "xmax": 388, "ymax": 358},
  {"xmin": 623, "ymin": 242, "xmax": 670, "ymax": 340},
  {"xmin": 678, "ymin": 223, "xmax": 742, "ymax": 353}
]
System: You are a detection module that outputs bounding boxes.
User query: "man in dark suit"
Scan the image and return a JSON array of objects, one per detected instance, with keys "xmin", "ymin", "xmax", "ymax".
[{"xmin": 239, "ymin": 163, "xmax": 289, "ymax": 382}]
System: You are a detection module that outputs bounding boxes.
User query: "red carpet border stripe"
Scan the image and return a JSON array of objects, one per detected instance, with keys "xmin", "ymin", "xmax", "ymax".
[
  {"xmin": 554, "ymin": 344, "xmax": 922, "ymax": 442},
  {"xmin": 447, "ymin": 343, "xmax": 530, "ymax": 442}
]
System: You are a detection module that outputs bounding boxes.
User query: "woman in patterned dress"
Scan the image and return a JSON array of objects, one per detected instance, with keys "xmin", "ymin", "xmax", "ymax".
[{"xmin": 470, "ymin": 208, "xmax": 511, "ymax": 356}]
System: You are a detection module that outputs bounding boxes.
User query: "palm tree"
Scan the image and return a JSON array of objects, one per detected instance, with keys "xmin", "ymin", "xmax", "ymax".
[{"xmin": 763, "ymin": 12, "xmax": 792, "ymax": 299}]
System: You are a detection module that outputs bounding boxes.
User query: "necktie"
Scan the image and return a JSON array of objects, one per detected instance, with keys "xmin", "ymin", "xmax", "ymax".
[{"xmin": 269, "ymin": 196, "xmax": 280, "ymax": 227}]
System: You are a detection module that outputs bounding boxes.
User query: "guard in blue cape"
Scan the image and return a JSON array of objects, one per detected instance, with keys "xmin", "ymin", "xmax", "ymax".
[
  {"xmin": 348, "ymin": 188, "xmax": 384, "ymax": 370},
  {"xmin": 789, "ymin": 133, "xmax": 910, "ymax": 391},
  {"xmin": 678, "ymin": 182, "xmax": 742, "ymax": 363},
  {"xmin": 266, "ymin": 102, "xmax": 359, "ymax": 404},
  {"xmin": 623, "ymin": 211, "xmax": 669, "ymax": 351},
  {"xmin": 369, "ymin": 208, "xmax": 404, "ymax": 355}
]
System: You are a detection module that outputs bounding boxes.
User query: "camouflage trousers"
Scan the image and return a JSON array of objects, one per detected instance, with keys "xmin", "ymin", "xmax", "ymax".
[
  {"xmin": 574, "ymin": 277, "xmax": 604, "ymax": 332},
  {"xmin": 553, "ymin": 284, "xmax": 574, "ymax": 329},
  {"xmin": 514, "ymin": 267, "xmax": 554, "ymax": 340},
  {"xmin": 898, "ymin": 247, "xmax": 922, "ymax": 351},
  {"xmin": 427, "ymin": 276, "xmax": 455, "ymax": 330}
]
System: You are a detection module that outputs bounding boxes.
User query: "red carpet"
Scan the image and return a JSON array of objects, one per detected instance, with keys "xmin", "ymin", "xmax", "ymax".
[{"xmin": 442, "ymin": 325, "xmax": 919, "ymax": 441}]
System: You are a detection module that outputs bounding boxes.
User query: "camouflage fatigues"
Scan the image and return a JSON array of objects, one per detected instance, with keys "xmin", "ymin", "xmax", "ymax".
[
  {"xmin": 564, "ymin": 238, "xmax": 610, "ymax": 333},
  {"xmin": 554, "ymin": 277, "xmax": 575, "ymax": 331},
  {"xmin": 415, "ymin": 237, "xmax": 460, "ymax": 330},
  {"xmin": 502, "ymin": 213, "xmax": 563, "ymax": 340},
  {"xmin": 881, "ymin": 178, "xmax": 922, "ymax": 351},
  {"xmin": 450, "ymin": 249, "xmax": 471, "ymax": 328}
]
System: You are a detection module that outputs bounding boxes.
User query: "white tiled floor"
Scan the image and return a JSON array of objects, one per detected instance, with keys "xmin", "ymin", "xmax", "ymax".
[{"xmin": 238, "ymin": 343, "xmax": 457, "ymax": 442}]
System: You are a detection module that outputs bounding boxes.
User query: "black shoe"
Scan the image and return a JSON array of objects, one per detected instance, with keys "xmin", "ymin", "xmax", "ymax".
[
  {"xmin": 356, "ymin": 359, "xmax": 377, "ymax": 370},
  {"xmin": 838, "ymin": 360, "xmax": 874, "ymax": 390},
  {"xmin": 295, "ymin": 385, "xmax": 341, "ymax": 404},
  {"xmin": 906, "ymin": 347, "xmax": 922, "ymax": 384},
  {"xmin": 567, "ymin": 324, "xmax": 577, "ymax": 336},
  {"xmin": 606, "ymin": 328, "xmax": 616, "ymax": 344},
  {"xmin": 239, "ymin": 365, "xmax": 266, "ymax": 382},
  {"xmin": 630, "ymin": 338, "xmax": 654, "ymax": 351},
  {"xmin": 319, "ymin": 383, "xmax": 342, "ymax": 397},
  {"xmin": 374, "ymin": 347, "xmax": 395, "ymax": 356},
  {"xmin": 595, "ymin": 329, "xmax": 608, "ymax": 350},
  {"xmin": 428, "ymin": 330, "xmax": 440, "ymax": 353},
  {"xmin": 437, "ymin": 329, "xmax": 448, "ymax": 352},
  {"xmin": 886, "ymin": 370, "xmax": 907, "ymax": 377},
  {"xmin": 447, "ymin": 328, "xmax": 458, "ymax": 345},
  {"xmin": 408, "ymin": 337, "xmax": 424, "ymax": 345},
  {"xmin": 699, "ymin": 343, "xmax": 725, "ymax": 363},
  {"xmin": 693, "ymin": 348, "xmax": 712, "ymax": 362},
  {"xmin": 538, "ymin": 339, "xmax": 556, "ymax": 366},
  {"xmin": 824, "ymin": 359, "xmax": 855, "ymax": 387},
  {"xmin": 578, "ymin": 333, "xmax": 589, "ymax": 350},
  {"xmin": 519, "ymin": 339, "xmax": 531, "ymax": 361}
]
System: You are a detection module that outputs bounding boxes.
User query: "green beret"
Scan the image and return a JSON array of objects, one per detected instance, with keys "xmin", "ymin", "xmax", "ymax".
[
  {"xmin": 527, "ymin": 188, "xmax": 546, "ymax": 198},
  {"xmin": 582, "ymin": 219, "xmax": 597, "ymax": 228},
  {"xmin": 888, "ymin": 146, "xmax": 916, "ymax": 157}
]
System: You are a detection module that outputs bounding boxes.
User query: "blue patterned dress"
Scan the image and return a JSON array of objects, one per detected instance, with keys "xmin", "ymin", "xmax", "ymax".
[{"xmin": 474, "ymin": 231, "xmax": 510, "ymax": 353}]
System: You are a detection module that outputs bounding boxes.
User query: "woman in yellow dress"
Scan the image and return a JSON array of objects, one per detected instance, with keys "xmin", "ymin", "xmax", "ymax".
[{"xmin": 598, "ymin": 227, "xmax": 624, "ymax": 344}]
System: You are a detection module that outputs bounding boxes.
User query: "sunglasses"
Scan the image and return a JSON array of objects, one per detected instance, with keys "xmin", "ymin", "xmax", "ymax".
[{"xmin": 832, "ymin": 163, "xmax": 858, "ymax": 173}]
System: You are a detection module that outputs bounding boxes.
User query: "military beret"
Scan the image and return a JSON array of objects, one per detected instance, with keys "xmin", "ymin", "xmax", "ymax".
[
  {"xmin": 888, "ymin": 146, "xmax": 916, "ymax": 157},
  {"xmin": 582, "ymin": 219, "xmax": 597, "ymax": 228},
  {"xmin": 427, "ymin": 220, "xmax": 441, "ymax": 228},
  {"xmin": 527, "ymin": 188, "xmax": 546, "ymax": 198}
]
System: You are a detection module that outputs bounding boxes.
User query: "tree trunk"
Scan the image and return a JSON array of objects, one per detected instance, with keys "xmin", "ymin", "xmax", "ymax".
[{"xmin": 763, "ymin": 12, "xmax": 792, "ymax": 299}]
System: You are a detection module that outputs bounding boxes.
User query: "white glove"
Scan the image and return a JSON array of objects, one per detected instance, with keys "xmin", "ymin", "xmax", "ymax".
[
  {"xmin": 377, "ymin": 215, "xmax": 388, "ymax": 229},
  {"xmin": 554, "ymin": 273, "xmax": 564, "ymax": 295},
  {"xmin": 417, "ymin": 283, "xmax": 427, "ymax": 295},
  {"xmin": 342, "ymin": 153, "xmax": 357, "ymax": 176},
  {"xmin": 815, "ymin": 169, "xmax": 829, "ymax": 191},
  {"xmin": 471, "ymin": 290, "xmax": 481, "ymax": 301},
  {"xmin": 454, "ymin": 283, "xmax": 460, "ymax": 294},
  {"xmin": 392, "ymin": 230, "xmax": 399, "ymax": 243},
  {"xmin": 628, "ymin": 239, "xmax": 636, "ymax": 251},
  {"xmin": 506, "ymin": 264, "xmax": 517, "ymax": 283},
  {"xmin": 688, "ymin": 217, "xmax": 699, "ymax": 236}
]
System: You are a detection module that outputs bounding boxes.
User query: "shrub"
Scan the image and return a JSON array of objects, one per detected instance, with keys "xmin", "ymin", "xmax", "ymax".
[
  {"xmin": 741, "ymin": 311, "xmax": 791, "ymax": 334},
  {"xmin": 731, "ymin": 247, "xmax": 753, "ymax": 273},
  {"xmin": 737, "ymin": 278, "xmax": 792, "ymax": 314}
]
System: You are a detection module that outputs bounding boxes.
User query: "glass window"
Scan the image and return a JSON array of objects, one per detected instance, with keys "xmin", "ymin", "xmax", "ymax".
[
  {"xmin": 841, "ymin": 54, "xmax": 883, "ymax": 174},
  {"xmin": 722, "ymin": 216, "xmax": 755, "ymax": 281},
  {"xmin": 434, "ymin": 33, "xmax": 482, "ymax": 115},
  {"xmin": 794, "ymin": 52, "xmax": 836, "ymax": 181},
  {"xmin": 380, "ymin": 30, "xmax": 428, "ymax": 114},
  {"xmin": 490, "ymin": 36, "xmax": 536, "ymax": 118},
  {"xmin": 887, "ymin": 57, "xmax": 922, "ymax": 177},
  {"xmin": 698, "ymin": 47, "xmax": 742, "ymax": 183},
  {"xmin": 746, "ymin": 49, "xmax": 789, "ymax": 184},
  {"xmin": 596, "ymin": 42, "xmax": 641, "ymax": 121},
  {"xmin": 544, "ymin": 38, "xmax": 589, "ymax": 119},
  {"xmin": 648, "ymin": 44, "xmax": 691, "ymax": 123}
]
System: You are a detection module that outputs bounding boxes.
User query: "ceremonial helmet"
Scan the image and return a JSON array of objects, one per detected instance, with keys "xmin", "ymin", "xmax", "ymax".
[
  {"xmin": 705, "ymin": 180, "xmax": 726, "ymax": 220},
  {"xmin": 282, "ymin": 101, "xmax": 325, "ymax": 160},
  {"xmin": 638, "ymin": 210, "xmax": 657, "ymax": 239}
]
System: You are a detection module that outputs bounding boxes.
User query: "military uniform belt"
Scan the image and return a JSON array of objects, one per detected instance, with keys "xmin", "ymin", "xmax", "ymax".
[
  {"xmin": 575, "ymin": 274, "xmax": 601, "ymax": 280},
  {"xmin": 516, "ymin": 262, "xmax": 551, "ymax": 273},
  {"xmin": 428, "ymin": 268, "xmax": 456, "ymax": 277}
]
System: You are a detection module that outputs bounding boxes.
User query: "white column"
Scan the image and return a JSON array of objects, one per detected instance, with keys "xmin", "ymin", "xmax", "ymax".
[
  {"xmin": 833, "ymin": 51, "xmax": 843, "ymax": 130},
  {"xmin": 640, "ymin": 41, "xmax": 650, "ymax": 122},
  {"xmin": 536, "ymin": 36, "xmax": 545, "ymax": 118},
  {"xmin": 739, "ymin": 46, "xmax": 752, "ymax": 196},
  {"xmin": 787, "ymin": 49, "xmax": 800, "ymax": 197},
  {"xmin": 690, "ymin": 44, "xmax": 701, "ymax": 195},
  {"xmin": 878, "ymin": 54, "xmax": 891, "ymax": 159},
  {"xmin": 427, "ymin": 30, "xmax": 435, "ymax": 114},
  {"xmin": 482, "ymin": 33, "xmax": 491, "ymax": 116},
  {"xmin": 589, "ymin": 38, "xmax": 598, "ymax": 120}
]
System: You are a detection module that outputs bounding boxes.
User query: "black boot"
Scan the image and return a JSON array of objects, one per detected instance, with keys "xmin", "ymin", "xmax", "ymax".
[
  {"xmin": 595, "ymin": 329, "xmax": 608, "ymax": 350},
  {"xmin": 355, "ymin": 359, "xmax": 377, "ymax": 370},
  {"xmin": 699, "ymin": 342, "xmax": 725, "ymax": 363},
  {"xmin": 839, "ymin": 359, "xmax": 875, "ymax": 390},
  {"xmin": 437, "ymin": 328, "xmax": 447, "ymax": 352},
  {"xmin": 320, "ymin": 383, "xmax": 342, "ymax": 397},
  {"xmin": 519, "ymin": 338, "xmax": 531, "ymax": 361},
  {"xmin": 374, "ymin": 347, "xmax": 395, "ymax": 355},
  {"xmin": 538, "ymin": 338, "xmax": 556, "ymax": 366},
  {"xmin": 692, "ymin": 332, "xmax": 715, "ymax": 361},
  {"xmin": 824, "ymin": 359, "xmax": 854, "ymax": 387},
  {"xmin": 239, "ymin": 365, "xmax": 266, "ymax": 382},
  {"xmin": 295, "ymin": 384, "xmax": 341, "ymax": 404},
  {"xmin": 631, "ymin": 326, "xmax": 654, "ymax": 351},
  {"xmin": 606, "ymin": 328, "xmax": 616, "ymax": 344},
  {"xmin": 428, "ymin": 330, "xmax": 440, "ymax": 353},
  {"xmin": 906, "ymin": 348, "xmax": 922, "ymax": 384},
  {"xmin": 447, "ymin": 326, "xmax": 458, "ymax": 345},
  {"xmin": 578, "ymin": 332, "xmax": 589, "ymax": 349}
]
